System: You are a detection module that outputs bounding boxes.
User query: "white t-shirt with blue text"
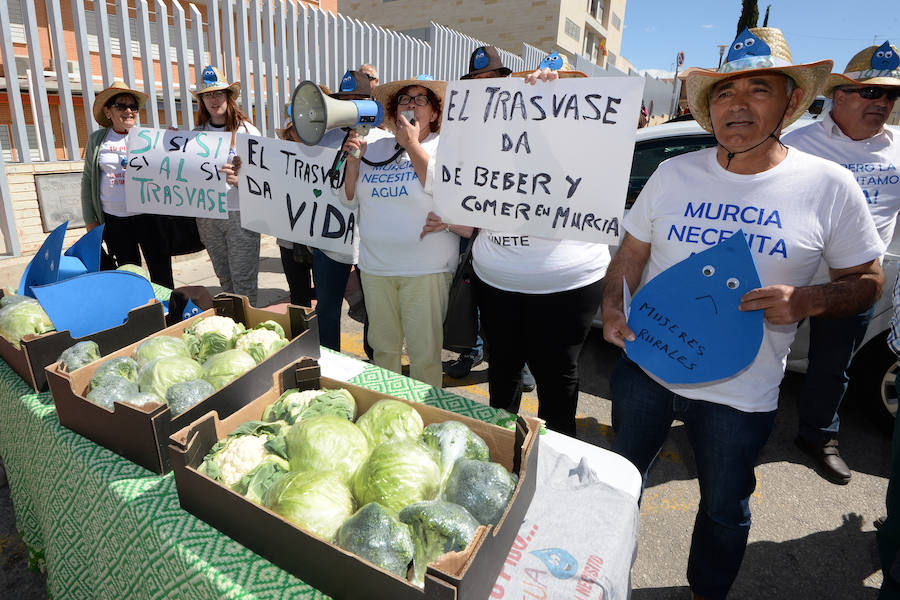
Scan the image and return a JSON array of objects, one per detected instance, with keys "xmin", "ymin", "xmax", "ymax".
[
  {"xmin": 783, "ymin": 112, "xmax": 900, "ymax": 247},
  {"xmin": 624, "ymin": 146, "xmax": 883, "ymax": 413},
  {"xmin": 351, "ymin": 132, "xmax": 459, "ymax": 276}
]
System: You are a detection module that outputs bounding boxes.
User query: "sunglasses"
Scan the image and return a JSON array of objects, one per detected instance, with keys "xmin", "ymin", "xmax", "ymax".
[
  {"xmin": 397, "ymin": 94, "xmax": 430, "ymax": 107},
  {"xmin": 202, "ymin": 90, "xmax": 228, "ymax": 99},
  {"xmin": 364, "ymin": 74, "xmax": 377, "ymax": 81},
  {"xmin": 112, "ymin": 102, "xmax": 140, "ymax": 112},
  {"xmin": 839, "ymin": 86, "xmax": 900, "ymax": 101}
]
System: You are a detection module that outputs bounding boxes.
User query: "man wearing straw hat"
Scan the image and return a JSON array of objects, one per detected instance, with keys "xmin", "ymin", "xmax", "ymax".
[
  {"xmin": 601, "ymin": 28, "xmax": 884, "ymax": 599},
  {"xmin": 782, "ymin": 42, "xmax": 900, "ymax": 486}
]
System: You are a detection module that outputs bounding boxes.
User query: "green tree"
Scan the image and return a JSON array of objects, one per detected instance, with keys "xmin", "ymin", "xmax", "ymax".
[{"xmin": 736, "ymin": 0, "xmax": 759, "ymax": 36}]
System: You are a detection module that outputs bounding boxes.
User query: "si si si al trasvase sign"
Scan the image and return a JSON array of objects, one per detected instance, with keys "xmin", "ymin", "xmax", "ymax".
[
  {"xmin": 236, "ymin": 131, "xmax": 358, "ymax": 255},
  {"xmin": 433, "ymin": 76, "xmax": 644, "ymax": 244},
  {"xmin": 125, "ymin": 127, "xmax": 231, "ymax": 219}
]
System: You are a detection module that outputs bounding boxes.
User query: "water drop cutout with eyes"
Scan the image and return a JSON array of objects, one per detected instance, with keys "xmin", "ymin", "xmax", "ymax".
[
  {"xmin": 872, "ymin": 41, "xmax": 900, "ymax": 70},
  {"xmin": 726, "ymin": 28, "xmax": 772, "ymax": 63},
  {"xmin": 625, "ymin": 229, "xmax": 764, "ymax": 384}
]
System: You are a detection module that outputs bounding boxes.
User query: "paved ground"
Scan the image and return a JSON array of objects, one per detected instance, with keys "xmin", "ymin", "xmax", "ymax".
[{"xmin": 0, "ymin": 238, "xmax": 891, "ymax": 598}]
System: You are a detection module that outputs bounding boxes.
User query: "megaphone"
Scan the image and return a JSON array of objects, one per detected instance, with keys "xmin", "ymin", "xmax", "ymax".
[{"xmin": 290, "ymin": 80, "xmax": 384, "ymax": 146}]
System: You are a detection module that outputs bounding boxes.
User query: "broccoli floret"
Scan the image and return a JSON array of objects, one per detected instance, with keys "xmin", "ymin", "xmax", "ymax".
[
  {"xmin": 442, "ymin": 459, "xmax": 517, "ymax": 526},
  {"xmin": 165, "ymin": 379, "xmax": 215, "ymax": 416},
  {"xmin": 86, "ymin": 375, "xmax": 139, "ymax": 410},
  {"xmin": 90, "ymin": 356, "xmax": 139, "ymax": 389},
  {"xmin": 421, "ymin": 420, "xmax": 491, "ymax": 484},
  {"xmin": 57, "ymin": 340, "xmax": 101, "ymax": 372},
  {"xmin": 399, "ymin": 500, "xmax": 480, "ymax": 587},
  {"xmin": 334, "ymin": 502, "xmax": 415, "ymax": 579}
]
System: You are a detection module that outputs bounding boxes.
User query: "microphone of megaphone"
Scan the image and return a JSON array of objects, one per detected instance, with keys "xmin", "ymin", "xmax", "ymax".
[{"xmin": 290, "ymin": 80, "xmax": 384, "ymax": 146}]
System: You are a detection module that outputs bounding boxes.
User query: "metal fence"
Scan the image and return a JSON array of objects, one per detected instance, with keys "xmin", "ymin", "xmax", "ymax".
[{"xmin": 0, "ymin": 0, "xmax": 674, "ymax": 257}]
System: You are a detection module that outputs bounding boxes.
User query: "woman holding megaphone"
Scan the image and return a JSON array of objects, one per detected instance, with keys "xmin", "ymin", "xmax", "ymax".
[{"xmin": 342, "ymin": 76, "xmax": 466, "ymax": 388}]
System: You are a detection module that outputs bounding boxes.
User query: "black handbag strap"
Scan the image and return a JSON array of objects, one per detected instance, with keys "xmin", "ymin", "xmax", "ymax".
[{"xmin": 459, "ymin": 227, "xmax": 479, "ymax": 265}]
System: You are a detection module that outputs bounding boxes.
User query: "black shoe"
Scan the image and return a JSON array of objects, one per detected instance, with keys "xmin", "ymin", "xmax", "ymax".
[
  {"xmin": 794, "ymin": 436, "xmax": 851, "ymax": 485},
  {"xmin": 521, "ymin": 364, "xmax": 535, "ymax": 393},
  {"xmin": 445, "ymin": 352, "xmax": 484, "ymax": 379}
]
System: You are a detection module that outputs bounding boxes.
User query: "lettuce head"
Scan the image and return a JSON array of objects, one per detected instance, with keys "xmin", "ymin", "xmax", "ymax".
[
  {"xmin": 286, "ymin": 415, "xmax": 370, "ymax": 482},
  {"xmin": 352, "ymin": 439, "xmax": 441, "ymax": 513}
]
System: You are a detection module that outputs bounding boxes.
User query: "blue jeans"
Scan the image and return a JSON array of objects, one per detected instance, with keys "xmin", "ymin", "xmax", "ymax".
[
  {"xmin": 611, "ymin": 356, "xmax": 776, "ymax": 599},
  {"xmin": 311, "ymin": 249, "xmax": 372, "ymax": 357},
  {"xmin": 799, "ymin": 306, "xmax": 874, "ymax": 442}
]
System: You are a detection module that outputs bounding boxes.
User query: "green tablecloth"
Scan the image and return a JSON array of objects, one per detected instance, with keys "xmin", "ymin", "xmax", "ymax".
[{"xmin": 0, "ymin": 351, "xmax": 512, "ymax": 600}]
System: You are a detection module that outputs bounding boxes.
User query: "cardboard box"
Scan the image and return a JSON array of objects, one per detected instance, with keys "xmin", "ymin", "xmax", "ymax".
[
  {"xmin": 0, "ymin": 298, "xmax": 166, "ymax": 392},
  {"xmin": 168, "ymin": 358, "xmax": 540, "ymax": 600},
  {"xmin": 45, "ymin": 294, "xmax": 319, "ymax": 474}
]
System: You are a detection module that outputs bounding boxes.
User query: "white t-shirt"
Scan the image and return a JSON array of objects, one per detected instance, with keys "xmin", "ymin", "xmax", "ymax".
[
  {"xmin": 473, "ymin": 232, "xmax": 609, "ymax": 293},
  {"xmin": 98, "ymin": 129, "xmax": 133, "ymax": 217},
  {"xmin": 783, "ymin": 112, "xmax": 900, "ymax": 247},
  {"xmin": 624, "ymin": 147, "xmax": 883, "ymax": 413},
  {"xmin": 195, "ymin": 120, "xmax": 261, "ymax": 211},
  {"xmin": 350, "ymin": 132, "xmax": 458, "ymax": 276}
]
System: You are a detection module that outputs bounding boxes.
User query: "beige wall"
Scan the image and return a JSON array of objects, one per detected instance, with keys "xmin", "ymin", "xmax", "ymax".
[
  {"xmin": 0, "ymin": 162, "xmax": 88, "ymax": 285},
  {"xmin": 5, "ymin": 162, "xmax": 87, "ymax": 255},
  {"xmin": 341, "ymin": 0, "xmax": 626, "ymax": 69}
]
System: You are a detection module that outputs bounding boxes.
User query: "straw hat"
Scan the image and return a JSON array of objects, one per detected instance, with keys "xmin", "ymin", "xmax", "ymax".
[
  {"xmin": 372, "ymin": 75, "xmax": 447, "ymax": 134},
  {"xmin": 511, "ymin": 51, "xmax": 587, "ymax": 79},
  {"xmin": 685, "ymin": 27, "xmax": 832, "ymax": 133},
  {"xmin": 461, "ymin": 46, "xmax": 512, "ymax": 79},
  {"xmin": 93, "ymin": 82, "xmax": 148, "ymax": 127},
  {"xmin": 823, "ymin": 41, "xmax": 900, "ymax": 97},
  {"xmin": 192, "ymin": 65, "xmax": 241, "ymax": 98}
]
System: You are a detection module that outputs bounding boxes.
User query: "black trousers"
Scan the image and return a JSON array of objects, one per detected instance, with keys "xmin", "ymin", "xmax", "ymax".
[
  {"xmin": 279, "ymin": 245, "xmax": 315, "ymax": 306},
  {"xmin": 101, "ymin": 213, "xmax": 174, "ymax": 289},
  {"xmin": 476, "ymin": 275, "xmax": 603, "ymax": 437}
]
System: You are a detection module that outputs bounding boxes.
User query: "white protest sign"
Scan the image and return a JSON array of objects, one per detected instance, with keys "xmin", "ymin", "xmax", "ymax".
[
  {"xmin": 125, "ymin": 127, "xmax": 231, "ymax": 219},
  {"xmin": 237, "ymin": 131, "xmax": 358, "ymax": 255},
  {"xmin": 434, "ymin": 76, "xmax": 644, "ymax": 244}
]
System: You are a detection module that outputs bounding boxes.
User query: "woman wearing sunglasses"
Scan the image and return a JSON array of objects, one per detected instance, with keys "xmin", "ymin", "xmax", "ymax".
[
  {"xmin": 81, "ymin": 82, "xmax": 175, "ymax": 287},
  {"xmin": 342, "ymin": 76, "xmax": 463, "ymax": 387}
]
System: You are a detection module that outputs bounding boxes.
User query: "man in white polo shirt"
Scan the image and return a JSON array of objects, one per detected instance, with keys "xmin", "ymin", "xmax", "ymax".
[{"xmin": 783, "ymin": 42, "xmax": 900, "ymax": 485}]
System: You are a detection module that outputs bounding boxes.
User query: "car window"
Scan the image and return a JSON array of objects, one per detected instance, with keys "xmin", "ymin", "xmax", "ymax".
[{"xmin": 627, "ymin": 135, "xmax": 717, "ymax": 207}]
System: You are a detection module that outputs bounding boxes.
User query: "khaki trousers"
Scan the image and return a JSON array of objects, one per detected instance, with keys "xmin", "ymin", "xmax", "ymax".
[{"xmin": 360, "ymin": 271, "xmax": 452, "ymax": 388}]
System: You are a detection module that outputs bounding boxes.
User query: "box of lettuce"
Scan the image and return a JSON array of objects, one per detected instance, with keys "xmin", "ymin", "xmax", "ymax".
[
  {"xmin": 45, "ymin": 293, "xmax": 318, "ymax": 474},
  {"xmin": 168, "ymin": 357, "xmax": 539, "ymax": 600},
  {"xmin": 0, "ymin": 290, "xmax": 165, "ymax": 392}
]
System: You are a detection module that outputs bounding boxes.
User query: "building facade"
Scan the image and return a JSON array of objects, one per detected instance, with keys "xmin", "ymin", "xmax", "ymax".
[{"xmin": 341, "ymin": 0, "xmax": 627, "ymax": 71}]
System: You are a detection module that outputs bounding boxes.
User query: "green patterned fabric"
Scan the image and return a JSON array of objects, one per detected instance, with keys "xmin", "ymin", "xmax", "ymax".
[{"xmin": 0, "ymin": 350, "xmax": 512, "ymax": 599}]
